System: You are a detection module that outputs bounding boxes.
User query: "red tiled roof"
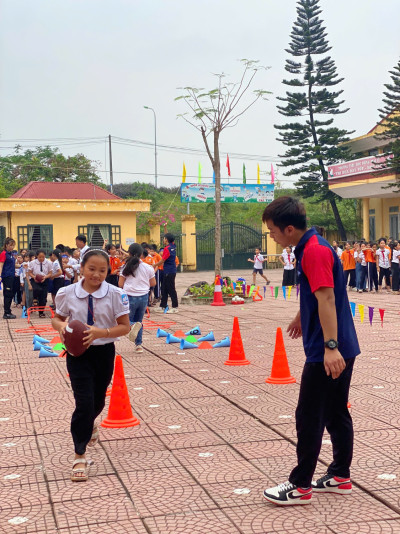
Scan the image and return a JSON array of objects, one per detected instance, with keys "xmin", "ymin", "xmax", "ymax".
[{"xmin": 11, "ymin": 181, "xmax": 121, "ymax": 200}]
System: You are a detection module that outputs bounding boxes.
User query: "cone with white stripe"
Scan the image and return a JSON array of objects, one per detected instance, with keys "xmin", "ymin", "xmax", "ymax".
[{"xmin": 211, "ymin": 276, "xmax": 226, "ymax": 307}]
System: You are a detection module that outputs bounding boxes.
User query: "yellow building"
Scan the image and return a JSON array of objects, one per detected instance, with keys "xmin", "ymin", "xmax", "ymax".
[
  {"xmin": 0, "ymin": 181, "xmax": 151, "ymax": 252},
  {"xmin": 328, "ymin": 120, "xmax": 400, "ymax": 241}
]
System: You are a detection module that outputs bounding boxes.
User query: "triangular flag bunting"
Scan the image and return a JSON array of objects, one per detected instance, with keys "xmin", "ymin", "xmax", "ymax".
[
  {"xmin": 288, "ymin": 286, "xmax": 292, "ymax": 299},
  {"xmin": 350, "ymin": 302, "xmax": 356, "ymax": 317},
  {"xmin": 270, "ymin": 286, "xmax": 274, "ymax": 297},
  {"xmin": 243, "ymin": 163, "xmax": 246, "ymax": 184},
  {"xmin": 263, "ymin": 286, "xmax": 266, "ymax": 298},
  {"xmin": 379, "ymin": 308, "xmax": 385, "ymax": 326},
  {"xmin": 282, "ymin": 286, "xmax": 286, "ymax": 300},
  {"xmin": 296, "ymin": 285, "xmax": 300, "ymax": 298},
  {"xmin": 271, "ymin": 163, "xmax": 275, "ymax": 184},
  {"xmin": 358, "ymin": 304, "xmax": 365, "ymax": 323},
  {"xmin": 257, "ymin": 163, "xmax": 260, "ymax": 184},
  {"xmin": 368, "ymin": 306, "xmax": 374, "ymax": 326},
  {"xmin": 198, "ymin": 162, "xmax": 202, "ymax": 183},
  {"xmin": 274, "ymin": 286, "xmax": 279, "ymax": 299},
  {"xmin": 226, "ymin": 154, "xmax": 231, "ymax": 177},
  {"xmin": 182, "ymin": 162, "xmax": 187, "ymax": 183}
]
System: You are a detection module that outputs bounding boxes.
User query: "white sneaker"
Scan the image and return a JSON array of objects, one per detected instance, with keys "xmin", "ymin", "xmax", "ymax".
[
  {"xmin": 128, "ymin": 322, "xmax": 142, "ymax": 343},
  {"xmin": 153, "ymin": 307, "xmax": 165, "ymax": 313},
  {"xmin": 135, "ymin": 345, "xmax": 144, "ymax": 353},
  {"xmin": 263, "ymin": 481, "xmax": 312, "ymax": 506},
  {"xmin": 167, "ymin": 308, "xmax": 179, "ymax": 313}
]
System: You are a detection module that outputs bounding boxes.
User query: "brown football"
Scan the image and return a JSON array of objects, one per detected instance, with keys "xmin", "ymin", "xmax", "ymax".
[
  {"xmin": 35, "ymin": 273, "xmax": 45, "ymax": 283},
  {"xmin": 64, "ymin": 320, "xmax": 87, "ymax": 357}
]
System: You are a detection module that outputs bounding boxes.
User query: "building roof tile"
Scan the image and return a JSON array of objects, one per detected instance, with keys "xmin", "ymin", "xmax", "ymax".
[{"xmin": 11, "ymin": 181, "xmax": 121, "ymax": 200}]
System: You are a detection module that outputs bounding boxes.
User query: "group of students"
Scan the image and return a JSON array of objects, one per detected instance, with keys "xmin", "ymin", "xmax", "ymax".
[
  {"xmin": 0, "ymin": 237, "xmax": 84, "ymax": 319},
  {"xmin": 332, "ymin": 238, "xmax": 400, "ymax": 294}
]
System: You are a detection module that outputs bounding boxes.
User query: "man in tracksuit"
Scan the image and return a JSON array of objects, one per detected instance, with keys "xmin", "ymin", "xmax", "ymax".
[
  {"xmin": 154, "ymin": 233, "xmax": 178, "ymax": 313},
  {"xmin": 262, "ymin": 196, "xmax": 360, "ymax": 506}
]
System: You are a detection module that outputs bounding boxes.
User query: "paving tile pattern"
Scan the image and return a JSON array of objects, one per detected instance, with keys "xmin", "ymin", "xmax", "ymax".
[{"xmin": 1, "ymin": 269, "xmax": 400, "ymax": 533}]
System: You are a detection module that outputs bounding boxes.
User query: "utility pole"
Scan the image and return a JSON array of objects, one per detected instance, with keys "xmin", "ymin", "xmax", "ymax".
[{"xmin": 108, "ymin": 134, "xmax": 114, "ymax": 193}]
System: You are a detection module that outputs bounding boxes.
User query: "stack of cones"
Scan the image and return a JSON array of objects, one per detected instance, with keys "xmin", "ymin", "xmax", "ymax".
[
  {"xmin": 266, "ymin": 328, "xmax": 296, "ymax": 384},
  {"xmin": 224, "ymin": 317, "xmax": 249, "ymax": 366},
  {"xmin": 211, "ymin": 276, "xmax": 226, "ymax": 307},
  {"xmin": 101, "ymin": 355, "xmax": 140, "ymax": 428}
]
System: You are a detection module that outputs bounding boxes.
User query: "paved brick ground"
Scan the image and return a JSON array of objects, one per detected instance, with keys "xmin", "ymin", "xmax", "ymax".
[{"xmin": 1, "ymin": 268, "xmax": 400, "ymax": 533}]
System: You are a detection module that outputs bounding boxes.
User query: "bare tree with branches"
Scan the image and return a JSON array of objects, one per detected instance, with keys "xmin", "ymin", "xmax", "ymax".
[{"xmin": 175, "ymin": 59, "xmax": 270, "ymax": 275}]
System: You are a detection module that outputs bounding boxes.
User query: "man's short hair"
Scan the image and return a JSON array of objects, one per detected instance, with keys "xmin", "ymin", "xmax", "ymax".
[
  {"xmin": 262, "ymin": 196, "xmax": 307, "ymax": 231},
  {"xmin": 76, "ymin": 234, "xmax": 87, "ymax": 244},
  {"xmin": 164, "ymin": 233, "xmax": 175, "ymax": 243}
]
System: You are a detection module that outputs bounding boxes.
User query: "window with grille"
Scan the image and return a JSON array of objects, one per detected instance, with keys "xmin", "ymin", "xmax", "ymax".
[
  {"xmin": 77, "ymin": 225, "xmax": 121, "ymax": 246},
  {"xmin": 0, "ymin": 226, "xmax": 6, "ymax": 248},
  {"xmin": 18, "ymin": 225, "xmax": 53, "ymax": 254}
]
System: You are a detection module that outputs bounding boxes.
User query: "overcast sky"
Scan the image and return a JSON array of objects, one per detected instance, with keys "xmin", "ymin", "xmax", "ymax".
[{"xmin": 1, "ymin": 0, "xmax": 399, "ymax": 190}]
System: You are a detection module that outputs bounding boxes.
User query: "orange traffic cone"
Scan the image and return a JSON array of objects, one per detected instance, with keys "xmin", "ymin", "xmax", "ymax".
[
  {"xmin": 198, "ymin": 341, "xmax": 213, "ymax": 349},
  {"xmin": 101, "ymin": 355, "xmax": 140, "ymax": 428},
  {"xmin": 58, "ymin": 349, "xmax": 67, "ymax": 358},
  {"xmin": 106, "ymin": 387, "xmax": 112, "ymax": 397},
  {"xmin": 211, "ymin": 276, "xmax": 226, "ymax": 307},
  {"xmin": 266, "ymin": 328, "xmax": 296, "ymax": 384},
  {"xmin": 51, "ymin": 335, "xmax": 61, "ymax": 344},
  {"xmin": 174, "ymin": 330, "xmax": 185, "ymax": 338},
  {"xmin": 224, "ymin": 317, "xmax": 250, "ymax": 366}
]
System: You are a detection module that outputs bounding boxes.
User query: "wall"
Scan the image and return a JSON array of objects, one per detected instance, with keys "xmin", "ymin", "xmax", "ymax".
[
  {"xmin": 9, "ymin": 211, "xmax": 137, "ymax": 248},
  {"xmin": 369, "ymin": 197, "xmax": 400, "ymax": 238}
]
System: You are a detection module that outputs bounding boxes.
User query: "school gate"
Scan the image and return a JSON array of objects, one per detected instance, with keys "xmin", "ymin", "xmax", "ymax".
[{"xmin": 196, "ymin": 222, "xmax": 267, "ymax": 271}]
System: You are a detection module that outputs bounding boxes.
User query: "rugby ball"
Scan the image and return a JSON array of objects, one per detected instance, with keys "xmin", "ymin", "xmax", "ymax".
[
  {"xmin": 64, "ymin": 320, "xmax": 87, "ymax": 357},
  {"xmin": 35, "ymin": 273, "xmax": 45, "ymax": 283}
]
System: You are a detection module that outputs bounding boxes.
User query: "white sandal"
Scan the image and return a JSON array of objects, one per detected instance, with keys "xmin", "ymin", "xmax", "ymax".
[
  {"xmin": 87, "ymin": 426, "xmax": 99, "ymax": 448},
  {"xmin": 71, "ymin": 458, "xmax": 89, "ymax": 482}
]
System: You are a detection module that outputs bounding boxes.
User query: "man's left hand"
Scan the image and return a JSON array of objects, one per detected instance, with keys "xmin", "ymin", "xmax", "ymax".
[{"xmin": 324, "ymin": 348, "xmax": 346, "ymax": 379}]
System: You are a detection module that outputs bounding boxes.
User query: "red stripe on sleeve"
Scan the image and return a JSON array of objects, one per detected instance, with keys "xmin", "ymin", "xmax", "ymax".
[{"xmin": 302, "ymin": 243, "xmax": 334, "ymax": 293}]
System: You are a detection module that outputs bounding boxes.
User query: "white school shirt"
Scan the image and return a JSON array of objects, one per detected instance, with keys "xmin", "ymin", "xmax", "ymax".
[
  {"xmin": 377, "ymin": 248, "xmax": 390, "ymax": 269},
  {"xmin": 68, "ymin": 258, "xmax": 79, "ymax": 266},
  {"xmin": 335, "ymin": 247, "xmax": 343, "ymax": 258},
  {"xmin": 64, "ymin": 266, "xmax": 74, "ymax": 279},
  {"xmin": 120, "ymin": 261, "xmax": 155, "ymax": 296},
  {"xmin": 79, "ymin": 245, "xmax": 90, "ymax": 262},
  {"xmin": 391, "ymin": 249, "xmax": 400, "ymax": 264},
  {"xmin": 357, "ymin": 250, "xmax": 367, "ymax": 267},
  {"xmin": 253, "ymin": 254, "xmax": 264, "ymax": 269},
  {"xmin": 52, "ymin": 259, "xmax": 64, "ymax": 279},
  {"xmin": 281, "ymin": 250, "xmax": 295, "ymax": 270},
  {"xmin": 28, "ymin": 258, "xmax": 52, "ymax": 276},
  {"xmin": 55, "ymin": 279, "xmax": 129, "ymax": 345}
]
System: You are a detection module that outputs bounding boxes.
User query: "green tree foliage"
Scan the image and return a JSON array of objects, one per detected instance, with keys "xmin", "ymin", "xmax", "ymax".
[
  {"xmin": 375, "ymin": 58, "xmax": 400, "ymax": 190},
  {"xmin": 275, "ymin": 0, "xmax": 352, "ymax": 240},
  {"xmin": 0, "ymin": 146, "xmax": 103, "ymax": 195}
]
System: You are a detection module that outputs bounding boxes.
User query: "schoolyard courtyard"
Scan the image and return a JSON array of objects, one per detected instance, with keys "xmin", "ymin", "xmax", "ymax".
[{"xmin": 1, "ymin": 268, "xmax": 400, "ymax": 534}]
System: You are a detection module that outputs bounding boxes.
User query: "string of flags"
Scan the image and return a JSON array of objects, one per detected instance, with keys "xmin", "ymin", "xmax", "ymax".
[
  {"xmin": 349, "ymin": 302, "xmax": 386, "ymax": 327},
  {"xmin": 181, "ymin": 159, "xmax": 275, "ymax": 184}
]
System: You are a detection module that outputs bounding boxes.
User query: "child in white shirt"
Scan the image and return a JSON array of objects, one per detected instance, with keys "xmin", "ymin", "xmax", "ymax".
[{"xmin": 247, "ymin": 247, "xmax": 270, "ymax": 286}]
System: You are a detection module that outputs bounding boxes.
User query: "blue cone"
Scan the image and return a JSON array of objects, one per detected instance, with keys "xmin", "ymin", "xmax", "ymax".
[
  {"xmin": 179, "ymin": 339, "xmax": 199, "ymax": 350},
  {"xmin": 33, "ymin": 335, "xmax": 50, "ymax": 345},
  {"xmin": 157, "ymin": 328, "xmax": 169, "ymax": 338},
  {"xmin": 33, "ymin": 340, "xmax": 49, "ymax": 351},
  {"xmin": 185, "ymin": 326, "xmax": 201, "ymax": 336},
  {"xmin": 198, "ymin": 331, "xmax": 215, "ymax": 342},
  {"xmin": 39, "ymin": 346, "xmax": 59, "ymax": 358},
  {"xmin": 166, "ymin": 334, "xmax": 182, "ymax": 344},
  {"xmin": 213, "ymin": 336, "xmax": 231, "ymax": 348},
  {"xmin": 163, "ymin": 305, "xmax": 169, "ymax": 314},
  {"xmin": 21, "ymin": 306, "xmax": 28, "ymax": 318}
]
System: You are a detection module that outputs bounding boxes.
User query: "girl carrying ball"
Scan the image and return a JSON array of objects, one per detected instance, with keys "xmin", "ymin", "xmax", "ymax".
[{"xmin": 52, "ymin": 249, "xmax": 140, "ymax": 482}]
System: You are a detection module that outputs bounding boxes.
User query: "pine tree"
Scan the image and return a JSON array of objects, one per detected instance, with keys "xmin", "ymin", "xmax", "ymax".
[
  {"xmin": 275, "ymin": 0, "xmax": 352, "ymax": 240},
  {"xmin": 375, "ymin": 58, "xmax": 400, "ymax": 190}
]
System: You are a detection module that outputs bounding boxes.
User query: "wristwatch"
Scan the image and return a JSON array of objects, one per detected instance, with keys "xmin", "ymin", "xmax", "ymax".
[{"xmin": 324, "ymin": 339, "xmax": 338, "ymax": 350}]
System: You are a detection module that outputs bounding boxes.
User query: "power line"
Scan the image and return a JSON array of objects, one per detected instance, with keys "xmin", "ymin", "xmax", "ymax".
[{"xmin": 0, "ymin": 135, "xmax": 282, "ymax": 162}]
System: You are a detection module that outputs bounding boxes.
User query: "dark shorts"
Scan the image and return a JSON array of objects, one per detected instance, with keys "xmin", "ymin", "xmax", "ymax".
[{"xmin": 253, "ymin": 268, "xmax": 263, "ymax": 275}]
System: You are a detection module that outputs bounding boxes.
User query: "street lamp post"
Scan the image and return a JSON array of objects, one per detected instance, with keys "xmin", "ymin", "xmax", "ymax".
[{"xmin": 144, "ymin": 106, "xmax": 157, "ymax": 188}]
